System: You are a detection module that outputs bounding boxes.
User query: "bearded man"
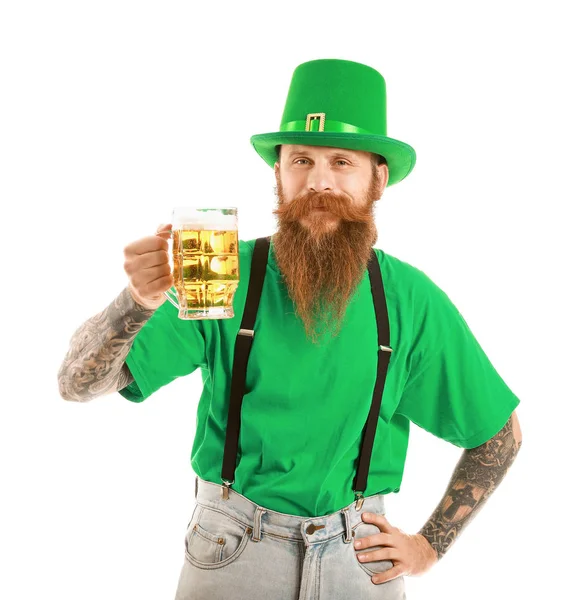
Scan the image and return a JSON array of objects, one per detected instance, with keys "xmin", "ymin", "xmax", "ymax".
[
  {"xmin": 272, "ymin": 144, "xmax": 385, "ymax": 343},
  {"xmin": 58, "ymin": 59, "xmax": 522, "ymax": 600}
]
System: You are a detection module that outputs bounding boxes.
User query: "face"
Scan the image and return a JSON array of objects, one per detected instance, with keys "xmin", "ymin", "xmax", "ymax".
[
  {"xmin": 271, "ymin": 144, "xmax": 389, "ymax": 344},
  {"xmin": 275, "ymin": 145, "xmax": 385, "ymax": 233}
]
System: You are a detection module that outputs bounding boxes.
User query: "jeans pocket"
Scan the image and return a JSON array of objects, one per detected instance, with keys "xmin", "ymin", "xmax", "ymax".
[
  {"xmin": 352, "ymin": 521, "xmax": 395, "ymax": 578},
  {"xmin": 185, "ymin": 505, "xmax": 252, "ymax": 570}
]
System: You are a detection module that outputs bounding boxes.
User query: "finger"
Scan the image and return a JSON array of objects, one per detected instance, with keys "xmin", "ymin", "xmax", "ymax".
[
  {"xmin": 131, "ymin": 264, "xmax": 172, "ymax": 289},
  {"xmin": 144, "ymin": 273, "xmax": 174, "ymax": 295},
  {"xmin": 356, "ymin": 547, "xmax": 398, "ymax": 563},
  {"xmin": 156, "ymin": 223, "xmax": 172, "ymax": 239},
  {"xmin": 361, "ymin": 512, "xmax": 396, "ymax": 533},
  {"xmin": 125, "ymin": 235, "xmax": 169, "ymax": 257},
  {"xmin": 371, "ymin": 565, "xmax": 405, "ymax": 585},
  {"xmin": 135, "ymin": 249, "xmax": 170, "ymax": 271},
  {"xmin": 354, "ymin": 532, "xmax": 393, "ymax": 550},
  {"xmin": 132, "ymin": 272, "xmax": 174, "ymax": 297}
]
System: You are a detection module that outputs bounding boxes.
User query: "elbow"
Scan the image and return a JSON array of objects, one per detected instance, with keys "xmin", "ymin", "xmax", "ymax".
[
  {"xmin": 57, "ymin": 367, "xmax": 74, "ymax": 401},
  {"xmin": 57, "ymin": 373, "xmax": 90, "ymax": 403},
  {"xmin": 58, "ymin": 381, "xmax": 77, "ymax": 402}
]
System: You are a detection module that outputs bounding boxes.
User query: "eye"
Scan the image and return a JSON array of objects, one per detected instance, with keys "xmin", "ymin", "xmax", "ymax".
[
  {"xmin": 335, "ymin": 159, "xmax": 350, "ymax": 166},
  {"xmin": 293, "ymin": 158, "xmax": 310, "ymax": 165}
]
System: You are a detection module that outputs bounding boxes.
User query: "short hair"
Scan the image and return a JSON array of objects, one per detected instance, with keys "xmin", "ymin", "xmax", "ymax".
[{"xmin": 275, "ymin": 145, "xmax": 387, "ymax": 166}]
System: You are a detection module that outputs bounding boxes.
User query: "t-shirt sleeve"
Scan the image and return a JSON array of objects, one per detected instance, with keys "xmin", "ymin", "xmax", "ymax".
[
  {"xmin": 118, "ymin": 299, "xmax": 208, "ymax": 403},
  {"xmin": 395, "ymin": 268, "xmax": 521, "ymax": 449}
]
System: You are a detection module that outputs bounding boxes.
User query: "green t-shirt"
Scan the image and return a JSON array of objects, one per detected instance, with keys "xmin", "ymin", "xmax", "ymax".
[{"xmin": 119, "ymin": 238, "xmax": 520, "ymax": 517}]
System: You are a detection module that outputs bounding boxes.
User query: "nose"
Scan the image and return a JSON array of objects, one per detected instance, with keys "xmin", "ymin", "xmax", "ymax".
[{"xmin": 306, "ymin": 162, "xmax": 334, "ymax": 193}]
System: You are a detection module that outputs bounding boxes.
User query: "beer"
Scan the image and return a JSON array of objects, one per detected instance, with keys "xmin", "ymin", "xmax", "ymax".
[
  {"xmin": 173, "ymin": 228, "xmax": 239, "ymax": 311},
  {"xmin": 164, "ymin": 208, "xmax": 239, "ymax": 320}
]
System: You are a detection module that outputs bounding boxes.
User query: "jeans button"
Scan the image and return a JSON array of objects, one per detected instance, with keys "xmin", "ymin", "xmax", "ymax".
[{"xmin": 306, "ymin": 524, "xmax": 316, "ymax": 535}]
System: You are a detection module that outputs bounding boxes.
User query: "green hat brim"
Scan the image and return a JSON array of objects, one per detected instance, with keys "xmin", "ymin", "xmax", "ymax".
[{"xmin": 250, "ymin": 131, "xmax": 416, "ymax": 186}]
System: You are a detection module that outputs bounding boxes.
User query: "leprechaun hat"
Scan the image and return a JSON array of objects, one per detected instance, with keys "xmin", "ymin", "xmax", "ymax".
[{"xmin": 251, "ymin": 58, "xmax": 416, "ymax": 186}]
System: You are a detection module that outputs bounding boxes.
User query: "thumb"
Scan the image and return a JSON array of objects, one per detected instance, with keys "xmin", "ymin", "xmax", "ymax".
[{"xmin": 155, "ymin": 223, "xmax": 172, "ymax": 239}]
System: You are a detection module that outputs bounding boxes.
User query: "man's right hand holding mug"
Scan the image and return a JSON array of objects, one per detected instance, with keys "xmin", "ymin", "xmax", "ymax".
[{"xmin": 123, "ymin": 223, "xmax": 173, "ymax": 311}]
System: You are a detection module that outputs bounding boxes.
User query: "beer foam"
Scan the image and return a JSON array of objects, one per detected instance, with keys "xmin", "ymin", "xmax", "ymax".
[{"xmin": 172, "ymin": 209, "xmax": 237, "ymax": 230}]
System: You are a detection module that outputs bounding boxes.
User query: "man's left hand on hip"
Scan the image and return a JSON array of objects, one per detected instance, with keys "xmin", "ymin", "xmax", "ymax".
[{"xmin": 354, "ymin": 512, "xmax": 439, "ymax": 584}]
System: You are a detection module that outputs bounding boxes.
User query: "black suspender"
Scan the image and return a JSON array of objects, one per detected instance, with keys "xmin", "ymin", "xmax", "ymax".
[
  {"xmin": 220, "ymin": 236, "xmax": 392, "ymax": 510},
  {"xmin": 220, "ymin": 236, "xmax": 271, "ymax": 498},
  {"xmin": 352, "ymin": 250, "xmax": 392, "ymax": 505}
]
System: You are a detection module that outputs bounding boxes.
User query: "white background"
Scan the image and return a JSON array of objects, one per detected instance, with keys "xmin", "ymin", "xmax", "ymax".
[{"xmin": 1, "ymin": 1, "xmax": 568, "ymax": 598}]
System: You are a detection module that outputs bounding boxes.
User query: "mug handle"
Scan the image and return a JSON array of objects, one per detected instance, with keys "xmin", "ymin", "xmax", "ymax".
[{"xmin": 163, "ymin": 287, "xmax": 179, "ymax": 309}]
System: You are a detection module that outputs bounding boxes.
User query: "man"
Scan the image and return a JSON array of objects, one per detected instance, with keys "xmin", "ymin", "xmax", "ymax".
[{"xmin": 58, "ymin": 59, "xmax": 522, "ymax": 599}]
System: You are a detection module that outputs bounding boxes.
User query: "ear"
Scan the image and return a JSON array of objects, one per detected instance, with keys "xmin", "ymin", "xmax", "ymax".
[{"xmin": 376, "ymin": 163, "xmax": 389, "ymax": 194}]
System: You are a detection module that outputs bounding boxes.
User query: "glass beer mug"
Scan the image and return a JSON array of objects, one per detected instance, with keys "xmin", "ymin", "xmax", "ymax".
[{"xmin": 163, "ymin": 207, "xmax": 239, "ymax": 319}]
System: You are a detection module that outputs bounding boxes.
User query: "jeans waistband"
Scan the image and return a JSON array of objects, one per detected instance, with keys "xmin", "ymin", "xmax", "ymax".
[{"xmin": 194, "ymin": 476, "xmax": 386, "ymax": 544}]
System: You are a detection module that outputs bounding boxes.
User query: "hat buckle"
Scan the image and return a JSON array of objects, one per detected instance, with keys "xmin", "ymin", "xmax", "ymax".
[{"xmin": 305, "ymin": 112, "xmax": 326, "ymax": 132}]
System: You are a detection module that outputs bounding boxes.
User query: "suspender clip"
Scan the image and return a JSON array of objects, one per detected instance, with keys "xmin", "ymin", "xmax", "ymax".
[
  {"xmin": 354, "ymin": 491, "xmax": 365, "ymax": 511},
  {"xmin": 221, "ymin": 480, "xmax": 233, "ymax": 500},
  {"xmin": 238, "ymin": 328, "xmax": 254, "ymax": 338},
  {"xmin": 379, "ymin": 345, "xmax": 393, "ymax": 352}
]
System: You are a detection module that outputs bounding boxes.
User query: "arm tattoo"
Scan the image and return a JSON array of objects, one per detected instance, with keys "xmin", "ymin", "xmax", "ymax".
[
  {"xmin": 57, "ymin": 287, "xmax": 155, "ymax": 401},
  {"xmin": 418, "ymin": 415, "xmax": 522, "ymax": 560}
]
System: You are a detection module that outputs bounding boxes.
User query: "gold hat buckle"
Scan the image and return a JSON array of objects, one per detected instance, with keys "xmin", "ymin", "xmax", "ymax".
[{"xmin": 305, "ymin": 113, "xmax": 326, "ymax": 132}]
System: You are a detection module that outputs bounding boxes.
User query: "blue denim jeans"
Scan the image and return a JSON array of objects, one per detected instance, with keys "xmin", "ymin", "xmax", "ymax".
[{"xmin": 173, "ymin": 477, "xmax": 406, "ymax": 599}]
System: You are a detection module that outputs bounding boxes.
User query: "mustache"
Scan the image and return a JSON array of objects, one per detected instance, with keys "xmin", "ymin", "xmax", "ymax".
[{"xmin": 272, "ymin": 190, "xmax": 373, "ymax": 224}]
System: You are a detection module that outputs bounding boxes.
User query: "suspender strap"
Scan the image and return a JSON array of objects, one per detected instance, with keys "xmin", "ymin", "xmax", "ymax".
[
  {"xmin": 221, "ymin": 236, "xmax": 271, "ymax": 489},
  {"xmin": 220, "ymin": 236, "xmax": 392, "ymax": 504},
  {"xmin": 352, "ymin": 250, "xmax": 392, "ymax": 497}
]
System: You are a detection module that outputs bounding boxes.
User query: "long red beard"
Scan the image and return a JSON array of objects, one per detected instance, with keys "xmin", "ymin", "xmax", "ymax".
[{"xmin": 272, "ymin": 171, "xmax": 381, "ymax": 344}]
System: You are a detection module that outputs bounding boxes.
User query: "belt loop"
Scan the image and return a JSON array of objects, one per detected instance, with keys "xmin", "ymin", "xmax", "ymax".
[
  {"xmin": 342, "ymin": 508, "xmax": 353, "ymax": 544},
  {"xmin": 251, "ymin": 507, "xmax": 266, "ymax": 542}
]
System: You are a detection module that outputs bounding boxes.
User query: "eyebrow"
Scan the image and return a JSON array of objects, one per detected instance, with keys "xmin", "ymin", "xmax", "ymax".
[{"xmin": 287, "ymin": 149, "xmax": 359, "ymax": 160}]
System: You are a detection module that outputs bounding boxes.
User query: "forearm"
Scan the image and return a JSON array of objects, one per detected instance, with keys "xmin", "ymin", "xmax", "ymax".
[
  {"xmin": 418, "ymin": 415, "xmax": 522, "ymax": 560},
  {"xmin": 57, "ymin": 286, "xmax": 155, "ymax": 402}
]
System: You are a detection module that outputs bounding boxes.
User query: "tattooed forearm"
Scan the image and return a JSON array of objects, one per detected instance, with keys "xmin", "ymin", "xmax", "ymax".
[
  {"xmin": 418, "ymin": 414, "xmax": 522, "ymax": 560},
  {"xmin": 57, "ymin": 287, "xmax": 155, "ymax": 402}
]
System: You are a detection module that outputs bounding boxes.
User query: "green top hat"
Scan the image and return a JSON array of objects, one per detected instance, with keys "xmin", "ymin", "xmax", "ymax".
[{"xmin": 250, "ymin": 59, "xmax": 416, "ymax": 186}]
